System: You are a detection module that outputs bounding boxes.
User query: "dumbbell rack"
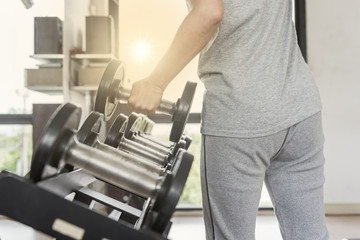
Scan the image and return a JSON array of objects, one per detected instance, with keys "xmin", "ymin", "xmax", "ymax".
[
  {"xmin": 0, "ymin": 58, "xmax": 197, "ymax": 239},
  {"xmin": 0, "ymin": 169, "xmax": 168, "ymax": 240}
]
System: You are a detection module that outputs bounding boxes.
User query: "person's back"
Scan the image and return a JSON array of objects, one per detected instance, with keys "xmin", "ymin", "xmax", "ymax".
[
  {"xmin": 198, "ymin": 0, "xmax": 322, "ymax": 137},
  {"xmin": 196, "ymin": 1, "xmax": 328, "ymax": 240}
]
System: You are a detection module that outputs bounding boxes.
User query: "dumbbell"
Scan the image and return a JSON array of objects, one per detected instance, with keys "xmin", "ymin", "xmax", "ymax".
[
  {"xmin": 29, "ymin": 103, "xmax": 193, "ymax": 233},
  {"xmin": 135, "ymin": 113, "xmax": 175, "ymax": 149},
  {"xmin": 121, "ymin": 113, "xmax": 192, "ymax": 166},
  {"xmin": 123, "ymin": 112, "xmax": 193, "ymax": 159},
  {"xmin": 30, "ymin": 104, "xmax": 164, "ymax": 186},
  {"xmin": 134, "ymin": 113, "xmax": 193, "ymax": 150},
  {"xmin": 94, "ymin": 59, "xmax": 197, "ymax": 143},
  {"xmin": 77, "ymin": 111, "xmax": 170, "ymax": 170},
  {"xmin": 105, "ymin": 113, "xmax": 186, "ymax": 169},
  {"xmin": 122, "ymin": 112, "xmax": 185, "ymax": 159}
]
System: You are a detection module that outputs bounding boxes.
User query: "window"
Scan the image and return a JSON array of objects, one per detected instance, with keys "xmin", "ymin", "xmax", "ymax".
[{"xmin": 0, "ymin": 124, "xmax": 32, "ymax": 176}]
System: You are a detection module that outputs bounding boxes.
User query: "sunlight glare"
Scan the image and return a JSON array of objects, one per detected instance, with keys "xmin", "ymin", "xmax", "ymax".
[{"xmin": 132, "ymin": 41, "xmax": 150, "ymax": 61}]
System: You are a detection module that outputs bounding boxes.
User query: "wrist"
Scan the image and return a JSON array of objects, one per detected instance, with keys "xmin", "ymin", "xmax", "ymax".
[{"xmin": 147, "ymin": 72, "xmax": 169, "ymax": 92}]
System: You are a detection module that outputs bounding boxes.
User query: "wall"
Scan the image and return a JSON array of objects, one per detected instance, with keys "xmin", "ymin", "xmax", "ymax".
[
  {"xmin": 307, "ymin": 0, "xmax": 360, "ymax": 213},
  {"xmin": 63, "ymin": 0, "xmax": 90, "ymax": 111}
]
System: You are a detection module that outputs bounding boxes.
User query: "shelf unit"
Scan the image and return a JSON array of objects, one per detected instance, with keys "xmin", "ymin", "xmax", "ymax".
[
  {"xmin": 71, "ymin": 53, "xmax": 115, "ymax": 61},
  {"xmin": 25, "ymin": 54, "xmax": 64, "ymax": 93},
  {"xmin": 25, "ymin": 0, "xmax": 119, "ymax": 119},
  {"xmin": 70, "ymin": 53, "xmax": 116, "ymax": 116},
  {"xmin": 70, "ymin": 53, "xmax": 115, "ymax": 88},
  {"xmin": 26, "ymin": 86, "xmax": 63, "ymax": 93},
  {"xmin": 30, "ymin": 54, "xmax": 64, "ymax": 60}
]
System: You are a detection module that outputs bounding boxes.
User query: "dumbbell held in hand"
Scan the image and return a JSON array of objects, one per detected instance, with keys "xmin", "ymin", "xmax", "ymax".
[{"xmin": 94, "ymin": 59, "xmax": 197, "ymax": 143}]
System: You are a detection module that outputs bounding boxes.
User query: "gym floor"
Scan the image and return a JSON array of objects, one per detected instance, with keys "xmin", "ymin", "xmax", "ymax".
[{"xmin": 0, "ymin": 211, "xmax": 359, "ymax": 240}]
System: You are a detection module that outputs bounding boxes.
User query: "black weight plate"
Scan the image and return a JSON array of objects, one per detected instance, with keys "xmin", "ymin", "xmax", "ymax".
[
  {"xmin": 30, "ymin": 103, "xmax": 81, "ymax": 182},
  {"xmin": 77, "ymin": 111, "xmax": 103, "ymax": 146},
  {"xmin": 94, "ymin": 59, "xmax": 125, "ymax": 121},
  {"xmin": 104, "ymin": 113, "xmax": 128, "ymax": 148},
  {"xmin": 169, "ymin": 81, "xmax": 197, "ymax": 142},
  {"xmin": 170, "ymin": 139, "xmax": 186, "ymax": 160},
  {"xmin": 124, "ymin": 112, "xmax": 141, "ymax": 139},
  {"xmin": 183, "ymin": 135, "xmax": 192, "ymax": 150},
  {"xmin": 151, "ymin": 149, "xmax": 194, "ymax": 233}
]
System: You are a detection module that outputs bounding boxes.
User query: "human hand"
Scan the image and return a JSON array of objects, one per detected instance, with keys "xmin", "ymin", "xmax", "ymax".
[{"xmin": 128, "ymin": 78, "xmax": 164, "ymax": 115}]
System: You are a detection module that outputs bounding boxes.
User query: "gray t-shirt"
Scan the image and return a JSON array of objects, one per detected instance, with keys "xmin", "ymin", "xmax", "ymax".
[{"xmin": 197, "ymin": 0, "xmax": 322, "ymax": 137}]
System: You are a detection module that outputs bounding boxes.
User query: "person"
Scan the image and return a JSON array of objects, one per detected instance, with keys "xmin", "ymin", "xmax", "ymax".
[{"xmin": 128, "ymin": 0, "xmax": 329, "ymax": 239}]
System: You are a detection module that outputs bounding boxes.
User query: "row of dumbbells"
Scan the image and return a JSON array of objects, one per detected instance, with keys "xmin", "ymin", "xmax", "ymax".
[{"xmin": 29, "ymin": 103, "xmax": 194, "ymax": 234}]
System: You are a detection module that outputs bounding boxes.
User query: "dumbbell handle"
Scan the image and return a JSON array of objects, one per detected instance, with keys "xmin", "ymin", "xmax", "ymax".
[
  {"xmin": 94, "ymin": 140, "xmax": 165, "ymax": 175},
  {"xmin": 65, "ymin": 138, "xmax": 162, "ymax": 199},
  {"xmin": 132, "ymin": 135, "xmax": 170, "ymax": 155},
  {"xmin": 119, "ymin": 138, "xmax": 167, "ymax": 166},
  {"xmin": 118, "ymin": 87, "xmax": 176, "ymax": 115},
  {"xmin": 139, "ymin": 134, "xmax": 173, "ymax": 149}
]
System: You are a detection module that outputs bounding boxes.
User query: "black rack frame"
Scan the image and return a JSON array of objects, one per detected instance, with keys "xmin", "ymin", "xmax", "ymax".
[{"xmin": 0, "ymin": 170, "xmax": 166, "ymax": 240}]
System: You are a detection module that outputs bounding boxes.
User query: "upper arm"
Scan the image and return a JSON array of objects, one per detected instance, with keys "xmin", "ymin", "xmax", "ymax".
[{"xmin": 188, "ymin": 0, "xmax": 224, "ymax": 23}]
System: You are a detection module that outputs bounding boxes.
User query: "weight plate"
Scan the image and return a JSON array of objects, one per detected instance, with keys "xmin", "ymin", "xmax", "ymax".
[
  {"xmin": 144, "ymin": 118, "xmax": 155, "ymax": 134},
  {"xmin": 170, "ymin": 139, "xmax": 186, "ymax": 161},
  {"xmin": 77, "ymin": 111, "xmax": 103, "ymax": 146},
  {"xmin": 104, "ymin": 113, "xmax": 128, "ymax": 147},
  {"xmin": 162, "ymin": 140, "xmax": 186, "ymax": 172},
  {"xmin": 30, "ymin": 103, "xmax": 81, "ymax": 182},
  {"xmin": 137, "ymin": 114, "xmax": 148, "ymax": 133},
  {"xmin": 169, "ymin": 81, "xmax": 197, "ymax": 142},
  {"xmin": 94, "ymin": 59, "xmax": 125, "ymax": 121},
  {"xmin": 183, "ymin": 135, "xmax": 192, "ymax": 150},
  {"xmin": 151, "ymin": 149, "xmax": 194, "ymax": 233},
  {"xmin": 124, "ymin": 112, "xmax": 141, "ymax": 139}
]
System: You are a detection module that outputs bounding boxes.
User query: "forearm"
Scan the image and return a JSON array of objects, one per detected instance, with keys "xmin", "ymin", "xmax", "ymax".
[{"xmin": 148, "ymin": 0, "xmax": 223, "ymax": 90}]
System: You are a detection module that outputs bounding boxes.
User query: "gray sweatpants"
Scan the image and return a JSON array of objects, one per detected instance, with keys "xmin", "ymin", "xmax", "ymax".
[{"xmin": 201, "ymin": 112, "xmax": 329, "ymax": 240}]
